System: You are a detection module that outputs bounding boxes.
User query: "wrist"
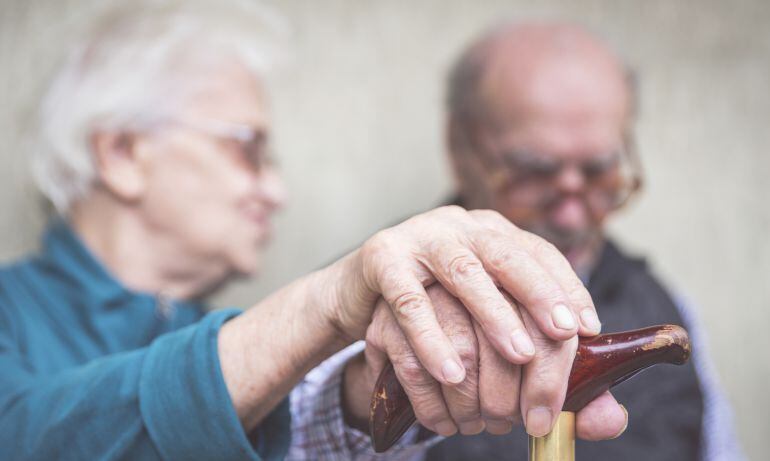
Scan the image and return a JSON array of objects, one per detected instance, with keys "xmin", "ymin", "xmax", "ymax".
[
  {"xmin": 319, "ymin": 249, "xmax": 376, "ymax": 344},
  {"xmin": 301, "ymin": 265, "xmax": 355, "ymax": 352},
  {"xmin": 218, "ymin": 269, "xmax": 355, "ymax": 430}
]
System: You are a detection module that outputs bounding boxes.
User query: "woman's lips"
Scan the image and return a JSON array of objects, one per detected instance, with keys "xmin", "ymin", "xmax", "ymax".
[{"xmin": 242, "ymin": 208, "xmax": 273, "ymax": 241}]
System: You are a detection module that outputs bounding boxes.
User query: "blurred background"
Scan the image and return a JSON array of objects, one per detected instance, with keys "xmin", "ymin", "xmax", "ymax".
[{"xmin": 1, "ymin": 0, "xmax": 768, "ymax": 458}]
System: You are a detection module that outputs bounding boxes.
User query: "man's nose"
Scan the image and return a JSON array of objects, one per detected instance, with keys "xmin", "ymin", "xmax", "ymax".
[{"xmin": 555, "ymin": 164, "xmax": 586, "ymax": 193}]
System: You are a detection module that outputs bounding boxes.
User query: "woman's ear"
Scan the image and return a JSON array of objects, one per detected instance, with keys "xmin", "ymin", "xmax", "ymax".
[{"xmin": 90, "ymin": 130, "xmax": 147, "ymax": 203}]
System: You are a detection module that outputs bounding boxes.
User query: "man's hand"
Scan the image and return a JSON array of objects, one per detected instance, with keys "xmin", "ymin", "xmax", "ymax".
[
  {"xmin": 343, "ymin": 285, "xmax": 627, "ymax": 440},
  {"xmin": 327, "ymin": 206, "xmax": 602, "ymax": 429}
]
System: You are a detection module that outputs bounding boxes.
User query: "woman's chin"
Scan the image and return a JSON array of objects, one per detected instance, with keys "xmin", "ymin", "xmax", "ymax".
[{"xmin": 230, "ymin": 250, "xmax": 263, "ymax": 278}]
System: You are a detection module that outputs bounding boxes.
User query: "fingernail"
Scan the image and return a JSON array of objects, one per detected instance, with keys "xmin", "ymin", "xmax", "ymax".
[
  {"xmin": 552, "ymin": 304, "xmax": 576, "ymax": 330},
  {"xmin": 485, "ymin": 419, "xmax": 513, "ymax": 435},
  {"xmin": 511, "ymin": 329, "xmax": 535, "ymax": 356},
  {"xmin": 442, "ymin": 359, "xmax": 465, "ymax": 384},
  {"xmin": 525, "ymin": 407, "xmax": 554, "ymax": 437},
  {"xmin": 434, "ymin": 420, "xmax": 458, "ymax": 436},
  {"xmin": 611, "ymin": 405, "xmax": 629, "ymax": 439},
  {"xmin": 579, "ymin": 309, "xmax": 602, "ymax": 334},
  {"xmin": 458, "ymin": 419, "xmax": 486, "ymax": 435}
]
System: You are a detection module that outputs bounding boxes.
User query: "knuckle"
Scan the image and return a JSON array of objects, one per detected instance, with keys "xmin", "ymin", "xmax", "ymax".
[
  {"xmin": 527, "ymin": 350, "xmax": 575, "ymax": 400},
  {"xmin": 396, "ymin": 355, "xmax": 433, "ymax": 387},
  {"xmin": 453, "ymin": 339, "xmax": 479, "ymax": 372},
  {"xmin": 468, "ymin": 209, "xmax": 508, "ymax": 229},
  {"xmin": 530, "ymin": 236, "xmax": 559, "ymax": 259},
  {"xmin": 485, "ymin": 301, "xmax": 518, "ymax": 327},
  {"xmin": 484, "ymin": 249, "xmax": 509, "ymax": 274},
  {"xmin": 534, "ymin": 334, "xmax": 577, "ymax": 353},
  {"xmin": 529, "ymin": 329, "xmax": 555, "ymax": 348},
  {"xmin": 468, "ymin": 295, "xmax": 517, "ymax": 333},
  {"xmin": 437, "ymin": 204, "xmax": 467, "ymax": 218},
  {"xmin": 566, "ymin": 283, "xmax": 592, "ymax": 305},
  {"xmin": 391, "ymin": 291, "xmax": 429, "ymax": 318},
  {"xmin": 446, "ymin": 389, "xmax": 481, "ymax": 422},
  {"xmin": 530, "ymin": 370, "xmax": 564, "ymax": 398},
  {"xmin": 479, "ymin": 374, "xmax": 519, "ymax": 420},
  {"xmin": 406, "ymin": 384, "xmax": 448, "ymax": 426},
  {"xmin": 413, "ymin": 404, "xmax": 448, "ymax": 428},
  {"xmin": 361, "ymin": 229, "xmax": 395, "ymax": 262},
  {"xmin": 453, "ymin": 410, "xmax": 483, "ymax": 424},
  {"xmin": 481, "ymin": 398, "xmax": 517, "ymax": 420},
  {"xmin": 528, "ymin": 282, "xmax": 563, "ymax": 307},
  {"xmin": 484, "ymin": 245, "xmax": 520, "ymax": 275},
  {"xmin": 467, "ymin": 208, "xmax": 497, "ymax": 220},
  {"xmin": 445, "ymin": 253, "xmax": 484, "ymax": 285}
]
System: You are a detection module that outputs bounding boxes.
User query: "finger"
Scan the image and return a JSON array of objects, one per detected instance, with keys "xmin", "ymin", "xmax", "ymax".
[
  {"xmin": 424, "ymin": 246, "xmax": 536, "ymax": 365},
  {"xmin": 426, "ymin": 286, "xmax": 485, "ymax": 435},
  {"xmin": 470, "ymin": 209, "xmax": 599, "ymax": 336},
  {"xmin": 520, "ymin": 232, "xmax": 601, "ymax": 336},
  {"xmin": 362, "ymin": 315, "xmax": 389, "ymax": 381},
  {"xmin": 518, "ymin": 309, "xmax": 578, "ymax": 437},
  {"xmin": 575, "ymin": 391, "xmax": 628, "ymax": 441},
  {"xmin": 472, "ymin": 227, "xmax": 579, "ymax": 342},
  {"xmin": 474, "ymin": 318, "xmax": 520, "ymax": 435},
  {"xmin": 366, "ymin": 301, "xmax": 458, "ymax": 436},
  {"xmin": 376, "ymin": 258, "xmax": 467, "ymax": 385}
]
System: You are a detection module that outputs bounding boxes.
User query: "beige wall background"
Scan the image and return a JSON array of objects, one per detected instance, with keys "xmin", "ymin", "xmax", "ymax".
[{"xmin": 1, "ymin": 0, "xmax": 768, "ymax": 458}]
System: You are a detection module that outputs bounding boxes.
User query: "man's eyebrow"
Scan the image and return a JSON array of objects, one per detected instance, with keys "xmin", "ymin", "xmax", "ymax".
[{"xmin": 500, "ymin": 149, "xmax": 558, "ymax": 162}]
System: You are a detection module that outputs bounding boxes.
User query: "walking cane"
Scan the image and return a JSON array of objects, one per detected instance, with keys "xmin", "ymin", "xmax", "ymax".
[{"xmin": 369, "ymin": 324, "xmax": 691, "ymax": 460}]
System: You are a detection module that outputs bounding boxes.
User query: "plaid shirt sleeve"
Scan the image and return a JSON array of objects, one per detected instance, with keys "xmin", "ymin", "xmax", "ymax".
[
  {"xmin": 287, "ymin": 342, "xmax": 441, "ymax": 461},
  {"xmin": 673, "ymin": 295, "xmax": 746, "ymax": 461}
]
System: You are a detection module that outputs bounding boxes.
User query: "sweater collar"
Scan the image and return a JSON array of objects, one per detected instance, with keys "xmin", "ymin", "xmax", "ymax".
[{"xmin": 38, "ymin": 219, "xmax": 201, "ymax": 312}]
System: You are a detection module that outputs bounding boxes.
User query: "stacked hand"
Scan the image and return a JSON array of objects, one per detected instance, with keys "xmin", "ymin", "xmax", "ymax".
[
  {"xmin": 332, "ymin": 206, "xmax": 627, "ymax": 439},
  {"xmin": 220, "ymin": 206, "xmax": 626, "ymax": 440}
]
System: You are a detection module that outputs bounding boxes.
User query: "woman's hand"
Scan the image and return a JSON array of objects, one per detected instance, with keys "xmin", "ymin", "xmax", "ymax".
[{"xmin": 329, "ymin": 206, "xmax": 601, "ymax": 385}]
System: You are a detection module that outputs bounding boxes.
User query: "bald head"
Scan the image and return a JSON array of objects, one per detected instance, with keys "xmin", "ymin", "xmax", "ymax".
[
  {"xmin": 446, "ymin": 22, "xmax": 640, "ymax": 271},
  {"xmin": 448, "ymin": 22, "xmax": 634, "ymax": 134}
]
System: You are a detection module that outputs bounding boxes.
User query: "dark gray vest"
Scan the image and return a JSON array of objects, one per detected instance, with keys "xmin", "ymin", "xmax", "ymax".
[{"xmin": 425, "ymin": 240, "xmax": 704, "ymax": 461}]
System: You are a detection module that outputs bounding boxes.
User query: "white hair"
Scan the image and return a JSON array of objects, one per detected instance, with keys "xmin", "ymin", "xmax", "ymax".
[{"xmin": 32, "ymin": 0, "xmax": 289, "ymax": 214}]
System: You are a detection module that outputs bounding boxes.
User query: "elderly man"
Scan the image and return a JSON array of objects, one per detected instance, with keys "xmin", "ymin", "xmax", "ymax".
[
  {"xmin": 424, "ymin": 21, "xmax": 742, "ymax": 461},
  {"xmin": 0, "ymin": 4, "xmax": 627, "ymax": 461}
]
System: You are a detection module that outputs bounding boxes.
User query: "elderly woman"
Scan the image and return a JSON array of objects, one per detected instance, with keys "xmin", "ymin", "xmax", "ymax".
[{"xmin": 0, "ymin": 2, "xmax": 626, "ymax": 460}]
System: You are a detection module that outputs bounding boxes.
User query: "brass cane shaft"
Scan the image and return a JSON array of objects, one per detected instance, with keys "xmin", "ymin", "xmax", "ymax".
[{"xmin": 528, "ymin": 412, "xmax": 575, "ymax": 461}]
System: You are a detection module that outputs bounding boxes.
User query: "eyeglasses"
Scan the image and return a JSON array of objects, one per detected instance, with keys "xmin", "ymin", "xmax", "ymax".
[
  {"xmin": 479, "ymin": 138, "xmax": 643, "ymax": 211},
  {"xmin": 159, "ymin": 117, "xmax": 274, "ymax": 173}
]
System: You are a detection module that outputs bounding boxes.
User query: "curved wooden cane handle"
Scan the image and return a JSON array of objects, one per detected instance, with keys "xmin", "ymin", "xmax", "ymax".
[{"xmin": 369, "ymin": 324, "xmax": 691, "ymax": 453}]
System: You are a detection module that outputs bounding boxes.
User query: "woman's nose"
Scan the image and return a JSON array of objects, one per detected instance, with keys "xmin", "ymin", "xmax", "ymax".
[{"xmin": 255, "ymin": 167, "xmax": 288, "ymax": 210}]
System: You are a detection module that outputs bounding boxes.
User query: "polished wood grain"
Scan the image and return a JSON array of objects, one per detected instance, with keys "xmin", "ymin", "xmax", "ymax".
[{"xmin": 369, "ymin": 324, "xmax": 691, "ymax": 453}]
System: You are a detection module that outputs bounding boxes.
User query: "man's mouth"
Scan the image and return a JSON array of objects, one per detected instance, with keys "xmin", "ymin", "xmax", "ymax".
[
  {"xmin": 532, "ymin": 194, "xmax": 596, "ymax": 252},
  {"xmin": 549, "ymin": 195, "xmax": 589, "ymax": 231}
]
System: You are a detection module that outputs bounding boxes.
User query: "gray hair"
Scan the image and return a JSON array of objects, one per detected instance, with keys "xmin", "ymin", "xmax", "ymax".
[
  {"xmin": 446, "ymin": 24, "xmax": 502, "ymax": 133},
  {"xmin": 32, "ymin": 0, "xmax": 288, "ymax": 214}
]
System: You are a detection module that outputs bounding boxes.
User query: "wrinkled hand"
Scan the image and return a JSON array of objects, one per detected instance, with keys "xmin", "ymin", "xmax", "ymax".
[
  {"xmin": 331, "ymin": 206, "xmax": 602, "ymax": 383},
  {"xmin": 347, "ymin": 285, "xmax": 627, "ymax": 440}
]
